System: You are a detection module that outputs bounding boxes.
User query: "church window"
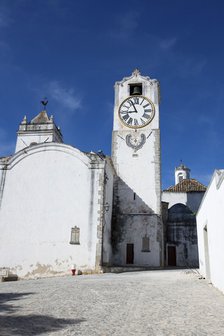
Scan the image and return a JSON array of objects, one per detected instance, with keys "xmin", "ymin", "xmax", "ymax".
[
  {"xmin": 133, "ymin": 192, "xmax": 136, "ymax": 200},
  {"xmin": 142, "ymin": 235, "xmax": 150, "ymax": 252},
  {"xmin": 70, "ymin": 226, "xmax": 80, "ymax": 245}
]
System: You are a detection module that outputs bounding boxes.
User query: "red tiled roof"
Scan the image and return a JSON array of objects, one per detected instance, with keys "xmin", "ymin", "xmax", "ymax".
[{"xmin": 163, "ymin": 179, "xmax": 206, "ymax": 193}]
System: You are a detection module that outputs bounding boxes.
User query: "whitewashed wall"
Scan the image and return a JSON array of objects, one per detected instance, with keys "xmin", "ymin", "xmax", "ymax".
[
  {"xmin": 0, "ymin": 143, "xmax": 107, "ymax": 278},
  {"xmin": 15, "ymin": 120, "xmax": 62, "ymax": 152},
  {"xmin": 162, "ymin": 191, "xmax": 204, "ymax": 213},
  {"xmin": 197, "ymin": 170, "xmax": 224, "ymax": 293}
]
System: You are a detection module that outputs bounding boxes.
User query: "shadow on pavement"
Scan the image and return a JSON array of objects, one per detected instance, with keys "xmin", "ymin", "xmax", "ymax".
[
  {"xmin": 0, "ymin": 292, "xmax": 86, "ymax": 335},
  {"xmin": 0, "ymin": 314, "xmax": 86, "ymax": 335},
  {"xmin": 0, "ymin": 292, "xmax": 34, "ymax": 313}
]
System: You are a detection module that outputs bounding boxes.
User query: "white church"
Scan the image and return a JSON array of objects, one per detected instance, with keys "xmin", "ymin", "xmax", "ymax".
[{"xmin": 0, "ymin": 70, "xmax": 204, "ymax": 279}]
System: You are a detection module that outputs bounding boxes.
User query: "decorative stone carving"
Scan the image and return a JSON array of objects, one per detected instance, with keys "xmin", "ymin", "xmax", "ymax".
[
  {"xmin": 132, "ymin": 68, "xmax": 141, "ymax": 76},
  {"xmin": 126, "ymin": 133, "xmax": 146, "ymax": 152}
]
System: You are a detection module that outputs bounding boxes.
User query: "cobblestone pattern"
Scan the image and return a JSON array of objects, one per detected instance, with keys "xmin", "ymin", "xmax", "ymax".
[{"xmin": 0, "ymin": 270, "xmax": 224, "ymax": 335}]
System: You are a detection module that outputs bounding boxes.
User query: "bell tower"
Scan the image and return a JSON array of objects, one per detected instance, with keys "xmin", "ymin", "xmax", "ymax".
[
  {"xmin": 111, "ymin": 69, "xmax": 163, "ymax": 267},
  {"xmin": 175, "ymin": 163, "xmax": 190, "ymax": 184},
  {"xmin": 15, "ymin": 100, "xmax": 63, "ymax": 153}
]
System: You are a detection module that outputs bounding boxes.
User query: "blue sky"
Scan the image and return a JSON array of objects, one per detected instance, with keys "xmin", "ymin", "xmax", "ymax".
[{"xmin": 0, "ymin": 0, "xmax": 223, "ymax": 188}]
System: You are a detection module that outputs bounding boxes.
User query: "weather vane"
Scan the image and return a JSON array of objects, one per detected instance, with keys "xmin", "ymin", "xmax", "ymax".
[{"xmin": 41, "ymin": 97, "xmax": 48, "ymax": 110}]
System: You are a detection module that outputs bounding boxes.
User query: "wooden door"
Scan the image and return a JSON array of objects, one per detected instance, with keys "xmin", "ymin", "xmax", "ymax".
[
  {"xmin": 126, "ymin": 244, "xmax": 134, "ymax": 264},
  {"xmin": 168, "ymin": 246, "xmax": 176, "ymax": 266}
]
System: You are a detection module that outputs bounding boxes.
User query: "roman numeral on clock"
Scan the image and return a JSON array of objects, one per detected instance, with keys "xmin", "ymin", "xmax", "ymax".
[
  {"xmin": 123, "ymin": 114, "xmax": 129, "ymax": 121},
  {"xmin": 134, "ymin": 119, "xmax": 139, "ymax": 126},
  {"xmin": 127, "ymin": 117, "xmax": 133, "ymax": 125},
  {"xmin": 133, "ymin": 97, "xmax": 139, "ymax": 104},
  {"xmin": 142, "ymin": 113, "xmax": 150, "ymax": 119}
]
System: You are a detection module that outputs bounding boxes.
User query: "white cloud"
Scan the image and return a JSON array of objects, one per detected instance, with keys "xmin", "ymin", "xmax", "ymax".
[{"xmin": 48, "ymin": 81, "xmax": 81, "ymax": 111}]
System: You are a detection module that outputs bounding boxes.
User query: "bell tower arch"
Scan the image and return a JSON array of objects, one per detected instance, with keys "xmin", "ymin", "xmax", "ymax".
[{"xmin": 175, "ymin": 163, "xmax": 190, "ymax": 184}]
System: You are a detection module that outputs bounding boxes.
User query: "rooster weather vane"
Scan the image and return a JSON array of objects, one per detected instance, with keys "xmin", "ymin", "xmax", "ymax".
[{"xmin": 41, "ymin": 97, "xmax": 48, "ymax": 109}]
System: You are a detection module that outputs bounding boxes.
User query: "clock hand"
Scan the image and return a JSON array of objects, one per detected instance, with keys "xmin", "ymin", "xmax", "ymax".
[{"xmin": 130, "ymin": 100, "xmax": 138, "ymax": 113}]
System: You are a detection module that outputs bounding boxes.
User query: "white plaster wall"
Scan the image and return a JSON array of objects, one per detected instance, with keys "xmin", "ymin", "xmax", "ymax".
[
  {"xmin": 197, "ymin": 170, "xmax": 224, "ymax": 293},
  {"xmin": 162, "ymin": 192, "xmax": 204, "ymax": 213},
  {"xmin": 15, "ymin": 133, "xmax": 54, "ymax": 152},
  {"xmin": 0, "ymin": 165, "xmax": 3, "ymax": 184},
  {"xmin": 15, "ymin": 120, "xmax": 63, "ymax": 153},
  {"xmin": 0, "ymin": 143, "xmax": 103, "ymax": 278},
  {"xmin": 162, "ymin": 192, "xmax": 187, "ymax": 209},
  {"xmin": 112, "ymin": 129, "xmax": 161, "ymax": 214}
]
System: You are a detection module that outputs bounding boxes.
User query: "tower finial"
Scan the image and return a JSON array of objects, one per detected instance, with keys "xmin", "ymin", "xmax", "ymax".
[
  {"xmin": 132, "ymin": 68, "xmax": 141, "ymax": 76},
  {"xmin": 41, "ymin": 97, "xmax": 48, "ymax": 110}
]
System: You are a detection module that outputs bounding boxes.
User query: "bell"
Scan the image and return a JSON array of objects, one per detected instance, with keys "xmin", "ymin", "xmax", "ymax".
[{"xmin": 132, "ymin": 86, "xmax": 141, "ymax": 95}]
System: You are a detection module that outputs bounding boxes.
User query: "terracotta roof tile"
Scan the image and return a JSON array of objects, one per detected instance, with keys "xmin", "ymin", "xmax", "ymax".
[{"xmin": 163, "ymin": 179, "xmax": 206, "ymax": 193}]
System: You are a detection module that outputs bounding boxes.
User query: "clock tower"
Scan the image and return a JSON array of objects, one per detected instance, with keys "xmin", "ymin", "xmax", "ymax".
[{"xmin": 111, "ymin": 69, "xmax": 163, "ymax": 267}]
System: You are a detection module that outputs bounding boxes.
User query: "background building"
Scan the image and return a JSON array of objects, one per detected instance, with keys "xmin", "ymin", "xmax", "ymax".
[
  {"xmin": 162, "ymin": 164, "xmax": 206, "ymax": 267},
  {"xmin": 197, "ymin": 170, "xmax": 224, "ymax": 294}
]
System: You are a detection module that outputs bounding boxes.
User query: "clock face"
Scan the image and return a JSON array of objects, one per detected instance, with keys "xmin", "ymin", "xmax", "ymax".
[{"xmin": 118, "ymin": 96, "xmax": 155, "ymax": 128}]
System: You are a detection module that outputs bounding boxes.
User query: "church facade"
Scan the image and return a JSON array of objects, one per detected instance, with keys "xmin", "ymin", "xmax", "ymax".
[
  {"xmin": 0, "ymin": 118, "xmax": 115, "ymax": 278},
  {"xmin": 0, "ymin": 70, "xmax": 204, "ymax": 278}
]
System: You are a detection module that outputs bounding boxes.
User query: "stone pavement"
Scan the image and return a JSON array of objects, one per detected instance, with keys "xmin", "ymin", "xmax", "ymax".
[{"xmin": 0, "ymin": 269, "xmax": 224, "ymax": 336}]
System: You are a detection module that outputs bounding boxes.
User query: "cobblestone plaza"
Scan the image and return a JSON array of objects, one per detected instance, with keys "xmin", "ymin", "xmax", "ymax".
[{"xmin": 0, "ymin": 270, "xmax": 224, "ymax": 335}]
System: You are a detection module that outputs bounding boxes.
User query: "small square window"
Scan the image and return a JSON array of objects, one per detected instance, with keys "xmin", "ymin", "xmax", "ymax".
[{"xmin": 70, "ymin": 226, "xmax": 80, "ymax": 245}]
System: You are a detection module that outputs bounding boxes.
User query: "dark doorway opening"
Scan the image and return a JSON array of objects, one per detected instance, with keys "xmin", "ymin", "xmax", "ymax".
[
  {"xmin": 126, "ymin": 244, "xmax": 134, "ymax": 264},
  {"xmin": 168, "ymin": 246, "xmax": 176, "ymax": 266}
]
